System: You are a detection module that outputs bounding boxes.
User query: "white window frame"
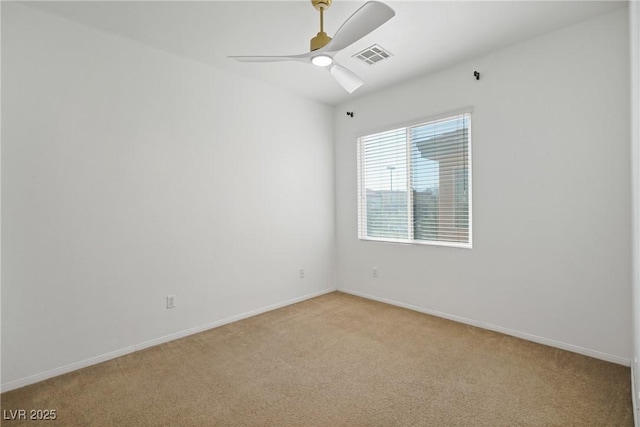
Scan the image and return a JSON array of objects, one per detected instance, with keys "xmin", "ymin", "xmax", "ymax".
[{"xmin": 357, "ymin": 109, "xmax": 473, "ymax": 249}]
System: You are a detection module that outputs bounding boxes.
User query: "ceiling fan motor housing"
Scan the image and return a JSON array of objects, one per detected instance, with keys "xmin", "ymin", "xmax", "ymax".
[{"xmin": 311, "ymin": 32, "xmax": 332, "ymax": 51}]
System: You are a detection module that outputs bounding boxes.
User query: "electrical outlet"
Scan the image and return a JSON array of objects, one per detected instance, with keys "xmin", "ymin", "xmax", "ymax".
[
  {"xmin": 166, "ymin": 294, "xmax": 176, "ymax": 309},
  {"xmin": 299, "ymin": 269, "xmax": 305, "ymax": 279},
  {"xmin": 373, "ymin": 267, "xmax": 378, "ymax": 278}
]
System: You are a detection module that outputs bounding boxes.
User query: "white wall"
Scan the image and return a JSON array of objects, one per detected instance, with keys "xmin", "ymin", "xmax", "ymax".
[
  {"xmin": 1, "ymin": 3, "xmax": 335, "ymax": 390},
  {"xmin": 630, "ymin": 0, "xmax": 640, "ymax": 421},
  {"xmin": 335, "ymin": 8, "xmax": 632, "ymax": 363}
]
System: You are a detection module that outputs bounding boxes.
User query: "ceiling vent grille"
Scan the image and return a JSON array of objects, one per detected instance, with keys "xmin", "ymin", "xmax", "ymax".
[{"xmin": 352, "ymin": 44, "xmax": 393, "ymax": 65}]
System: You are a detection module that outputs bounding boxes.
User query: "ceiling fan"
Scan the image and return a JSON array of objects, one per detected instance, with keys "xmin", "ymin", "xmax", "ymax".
[{"xmin": 229, "ymin": 0, "xmax": 395, "ymax": 94}]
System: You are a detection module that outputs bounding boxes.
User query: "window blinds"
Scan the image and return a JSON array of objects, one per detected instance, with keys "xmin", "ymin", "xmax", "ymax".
[{"xmin": 357, "ymin": 113, "xmax": 471, "ymax": 247}]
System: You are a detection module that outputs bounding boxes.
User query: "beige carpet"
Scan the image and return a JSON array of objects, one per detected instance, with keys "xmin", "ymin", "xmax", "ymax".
[{"xmin": 1, "ymin": 292, "xmax": 633, "ymax": 426}]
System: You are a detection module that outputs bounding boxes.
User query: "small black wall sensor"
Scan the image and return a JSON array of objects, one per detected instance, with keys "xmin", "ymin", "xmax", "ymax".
[
  {"xmin": 474, "ymin": 71, "xmax": 480, "ymax": 80},
  {"xmin": 346, "ymin": 111, "xmax": 354, "ymax": 117}
]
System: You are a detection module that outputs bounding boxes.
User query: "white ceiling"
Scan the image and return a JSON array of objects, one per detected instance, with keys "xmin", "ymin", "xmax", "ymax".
[{"xmin": 27, "ymin": 1, "xmax": 627, "ymax": 106}]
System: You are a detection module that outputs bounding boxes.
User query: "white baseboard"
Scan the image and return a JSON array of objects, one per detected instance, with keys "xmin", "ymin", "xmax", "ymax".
[
  {"xmin": 339, "ymin": 287, "xmax": 631, "ymax": 367},
  {"xmin": 1, "ymin": 287, "xmax": 337, "ymax": 393}
]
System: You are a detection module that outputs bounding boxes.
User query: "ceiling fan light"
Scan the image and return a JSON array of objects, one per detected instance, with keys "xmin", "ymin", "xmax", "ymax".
[{"xmin": 311, "ymin": 55, "xmax": 333, "ymax": 67}]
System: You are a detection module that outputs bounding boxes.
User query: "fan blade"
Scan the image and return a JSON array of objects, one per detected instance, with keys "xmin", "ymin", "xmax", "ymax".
[
  {"xmin": 330, "ymin": 63, "xmax": 363, "ymax": 93},
  {"xmin": 324, "ymin": 1, "xmax": 395, "ymax": 53},
  {"xmin": 229, "ymin": 52, "xmax": 313, "ymax": 63}
]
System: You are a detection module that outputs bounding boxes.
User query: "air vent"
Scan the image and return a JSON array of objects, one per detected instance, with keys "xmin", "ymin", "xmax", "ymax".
[{"xmin": 352, "ymin": 44, "xmax": 393, "ymax": 65}]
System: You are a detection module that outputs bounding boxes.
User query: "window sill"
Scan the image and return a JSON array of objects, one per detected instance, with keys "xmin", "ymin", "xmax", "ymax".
[{"xmin": 358, "ymin": 237, "xmax": 472, "ymax": 250}]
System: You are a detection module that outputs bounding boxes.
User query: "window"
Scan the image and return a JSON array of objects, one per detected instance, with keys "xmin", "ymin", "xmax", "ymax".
[{"xmin": 357, "ymin": 112, "xmax": 471, "ymax": 248}]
